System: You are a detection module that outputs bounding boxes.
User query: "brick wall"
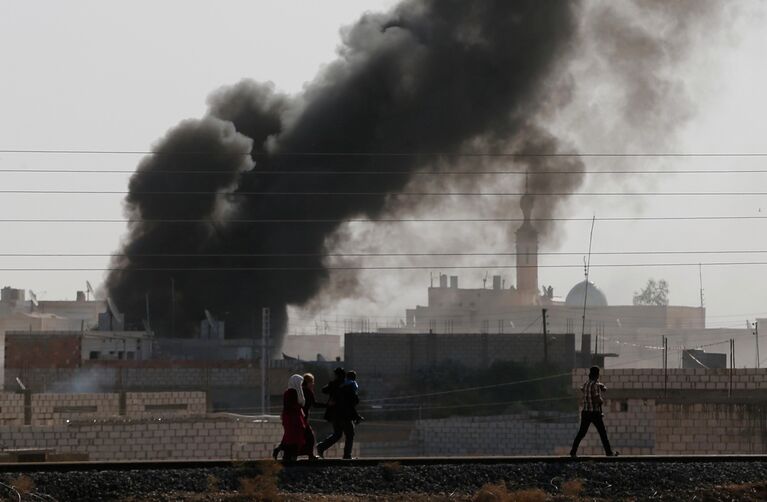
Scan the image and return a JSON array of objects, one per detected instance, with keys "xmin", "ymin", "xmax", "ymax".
[{"xmin": 5, "ymin": 333, "xmax": 81, "ymax": 368}]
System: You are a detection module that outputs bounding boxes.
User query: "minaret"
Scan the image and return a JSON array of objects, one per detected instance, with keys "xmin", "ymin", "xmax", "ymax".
[{"xmin": 515, "ymin": 172, "xmax": 539, "ymax": 302}]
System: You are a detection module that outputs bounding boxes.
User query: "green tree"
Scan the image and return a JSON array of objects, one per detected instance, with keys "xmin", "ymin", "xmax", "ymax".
[{"xmin": 633, "ymin": 278, "xmax": 669, "ymax": 306}]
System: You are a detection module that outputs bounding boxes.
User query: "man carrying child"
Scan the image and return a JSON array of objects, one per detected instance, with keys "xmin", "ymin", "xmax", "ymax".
[{"xmin": 317, "ymin": 368, "xmax": 363, "ymax": 459}]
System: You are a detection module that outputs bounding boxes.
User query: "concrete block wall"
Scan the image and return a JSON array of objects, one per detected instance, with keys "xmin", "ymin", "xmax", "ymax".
[
  {"xmin": 654, "ymin": 403, "xmax": 767, "ymax": 454},
  {"xmin": 31, "ymin": 393, "xmax": 119, "ymax": 426},
  {"xmin": 569, "ymin": 370, "xmax": 767, "ymax": 454},
  {"xmin": 0, "ymin": 393, "xmax": 24, "ymax": 425},
  {"xmin": 412, "ymin": 412, "xmax": 577, "ymax": 456},
  {"xmin": 5, "ymin": 366, "xmax": 282, "ymax": 393},
  {"xmin": 0, "ymin": 391, "xmax": 209, "ymax": 426},
  {"xmin": 558, "ymin": 398, "xmax": 656, "ymax": 456},
  {"xmin": 0, "ymin": 416, "xmax": 357, "ymax": 461},
  {"xmin": 571, "ymin": 368, "xmax": 767, "ymax": 392},
  {"xmin": 126, "ymin": 392, "xmax": 207, "ymax": 418}
]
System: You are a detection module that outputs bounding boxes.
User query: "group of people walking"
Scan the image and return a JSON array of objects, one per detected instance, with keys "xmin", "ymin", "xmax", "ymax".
[
  {"xmin": 275, "ymin": 367, "xmax": 362, "ymax": 461},
  {"xmin": 274, "ymin": 365, "xmax": 617, "ymax": 460}
]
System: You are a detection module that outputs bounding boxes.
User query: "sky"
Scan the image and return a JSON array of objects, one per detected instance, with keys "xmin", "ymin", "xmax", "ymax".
[{"xmin": 1, "ymin": 0, "xmax": 766, "ymax": 335}]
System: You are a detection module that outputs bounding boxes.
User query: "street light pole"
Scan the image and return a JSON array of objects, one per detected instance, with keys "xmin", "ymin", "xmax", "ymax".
[{"xmin": 754, "ymin": 321, "xmax": 760, "ymax": 369}]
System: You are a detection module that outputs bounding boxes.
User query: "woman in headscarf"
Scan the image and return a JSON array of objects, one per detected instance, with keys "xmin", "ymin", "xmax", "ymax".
[
  {"xmin": 279, "ymin": 374, "xmax": 308, "ymax": 462},
  {"xmin": 299, "ymin": 373, "xmax": 326, "ymax": 460}
]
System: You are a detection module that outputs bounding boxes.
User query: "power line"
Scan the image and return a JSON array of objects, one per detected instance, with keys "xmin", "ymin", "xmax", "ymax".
[
  {"xmin": 3, "ymin": 249, "xmax": 767, "ymax": 257},
  {"xmin": 2, "ymin": 149, "xmax": 767, "ymax": 157},
  {"xmin": 2, "ymin": 189, "xmax": 767, "ymax": 196},
  {"xmin": 365, "ymin": 371, "xmax": 572, "ymax": 403},
  {"xmin": 5, "ymin": 262, "xmax": 767, "ymax": 271},
  {"xmin": 519, "ymin": 315, "xmax": 543, "ymax": 334},
  {"xmin": 3, "ymin": 168, "xmax": 767, "ymax": 175},
  {"xmin": 359, "ymin": 396, "xmax": 577, "ymax": 414},
  {"xmin": 0, "ymin": 215, "xmax": 766, "ymax": 223}
]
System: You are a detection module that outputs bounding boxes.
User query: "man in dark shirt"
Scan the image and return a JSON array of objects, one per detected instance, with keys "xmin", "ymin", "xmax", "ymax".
[
  {"xmin": 570, "ymin": 366, "xmax": 618, "ymax": 458},
  {"xmin": 316, "ymin": 367, "xmax": 357, "ymax": 459}
]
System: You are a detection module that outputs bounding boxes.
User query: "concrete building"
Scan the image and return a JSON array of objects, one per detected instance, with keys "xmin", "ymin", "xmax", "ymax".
[
  {"xmin": 0, "ymin": 286, "xmax": 105, "ymax": 331},
  {"xmin": 372, "ymin": 190, "xmax": 764, "ymax": 368},
  {"xmin": 282, "ymin": 334, "xmax": 342, "ymax": 361},
  {"xmin": 5, "ymin": 330, "xmax": 153, "ymax": 366}
]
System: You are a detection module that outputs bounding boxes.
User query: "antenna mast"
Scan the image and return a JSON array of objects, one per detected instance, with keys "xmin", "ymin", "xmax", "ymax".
[
  {"xmin": 580, "ymin": 216, "xmax": 596, "ymax": 338},
  {"xmin": 698, "ymin": 263, "xmax": 704, "ymax": 308}
]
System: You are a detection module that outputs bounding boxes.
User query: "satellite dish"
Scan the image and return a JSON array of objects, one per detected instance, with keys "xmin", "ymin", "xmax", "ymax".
[{"xmin": 28, "ymin": 290, "xmax": 38, "ymax": 308}]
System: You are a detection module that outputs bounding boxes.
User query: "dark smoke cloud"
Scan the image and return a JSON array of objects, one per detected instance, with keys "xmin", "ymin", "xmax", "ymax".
[
  {"xmin": 107, "ymin": 0, "xmax": 581, "ymax": 343},
  {"xmin": 106, "ymin": 118, "xmax": 254, "ymax": 333}
]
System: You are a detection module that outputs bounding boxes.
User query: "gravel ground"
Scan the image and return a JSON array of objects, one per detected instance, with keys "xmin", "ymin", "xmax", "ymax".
[{"xmin": 0, "ymin": 461, "xmax": 764, "ymax": 501}]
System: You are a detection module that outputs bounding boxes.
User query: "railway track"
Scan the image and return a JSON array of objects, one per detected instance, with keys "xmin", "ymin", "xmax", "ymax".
[
  {"xmin": 0, "ymin": 454, "xmax": 766, "ymax": 472},
  {"xmin": 0, "ymin": 455, "xmax": 764, "ymax": 501}
]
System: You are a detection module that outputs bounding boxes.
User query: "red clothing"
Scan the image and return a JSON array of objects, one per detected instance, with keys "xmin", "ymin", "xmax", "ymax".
[{"xmin": 281, "ymin": 388, "xmax": 308, "ymax": 448}]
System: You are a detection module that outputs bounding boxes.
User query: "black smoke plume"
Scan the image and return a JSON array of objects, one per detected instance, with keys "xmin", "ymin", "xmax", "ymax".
[{"xmin": 106, "ymin": 0, "xmax": 581, "ymax": 343}]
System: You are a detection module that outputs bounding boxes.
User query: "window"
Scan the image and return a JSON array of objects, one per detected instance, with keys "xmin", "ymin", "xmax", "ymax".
[{"xmin": 89, "ymin": 351, "xmax": 100, "ymax": 360}]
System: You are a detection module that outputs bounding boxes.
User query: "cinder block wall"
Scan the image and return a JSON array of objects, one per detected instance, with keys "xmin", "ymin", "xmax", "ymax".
[
  {"xmin": 0, "ymin": 416, "xmax": 356, "ymax": 461},
  {"xmin": 0, "ymin": 391, "xmax": 210, "ymax": 425},
  {"xmin": 655, "ymin": 403, "xmax": 767, "ymax": 454},
  {"xmin": 126, "ymin": 392, "xmax": 207, "ymax": 418},
  {"xmin": 571, "ymin": 368, "xmax": 767, "ymax": 392},
  {"xmin": 31, "ymin": 393, "xmax": 119, "ymax": 426},
  {"xmin": 561, "ymin": 398, "xmax": 656, "ymax": 456},
  {"xmin": 0, "ymin": 393, "xmax": 24, "ymax": 425},
  {"xmin": 412, "ymin": 412, "xmax": 577, "ymax": 456},
  {"xmin": 569, "ymin": 369, "xmax": 767, "ymax": 455}
]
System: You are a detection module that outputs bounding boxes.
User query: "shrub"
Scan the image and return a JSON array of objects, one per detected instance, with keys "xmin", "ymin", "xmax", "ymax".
[
  {"xmin": 380, "ymin": 461, "xmax": 401, "ymax": 482},
  {"xmin": 239, "ymin": 460, "xmax": 284, "ymax": 501},
  {"xmin": 562, "ymin": 479, "xmax": 584, "ymax": 497}
]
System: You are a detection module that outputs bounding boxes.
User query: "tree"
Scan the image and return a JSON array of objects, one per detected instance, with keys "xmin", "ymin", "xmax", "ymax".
[{"xmin": 633, "ymin": 279, "xmax": 669, "ymax": 306}]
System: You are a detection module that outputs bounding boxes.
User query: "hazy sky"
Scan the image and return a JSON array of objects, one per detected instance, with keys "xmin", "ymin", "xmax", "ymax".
[{"xmin": 1, "ymin": 1, "xmax": 766, "ymax": 334}]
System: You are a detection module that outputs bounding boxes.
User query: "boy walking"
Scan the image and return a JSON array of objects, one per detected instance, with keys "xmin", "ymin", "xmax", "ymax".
[
  {"xmin": 570, "ymin": 366, "xmax": 618, "ymax": 458},
  {"xmin": 342, "ymin": 370, "xmax": 364, "ymax": 425}
]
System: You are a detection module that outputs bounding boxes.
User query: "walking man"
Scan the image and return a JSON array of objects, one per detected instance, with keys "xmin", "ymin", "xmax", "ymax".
[
  {"xmin": 316, "ymin": 367, "xmax": 358, "ymax": 459},
  {"xmin": 570, "ymin": 366, "xmax": 618, "ymax": 458}
]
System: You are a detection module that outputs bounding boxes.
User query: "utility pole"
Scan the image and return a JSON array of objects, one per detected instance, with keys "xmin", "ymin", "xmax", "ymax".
[
  {"xmin": 261, "ymin": 307, "xmax": 271, "ymax": 416},
  {"xmin": 145, "ymin": 293, "xmax": 151, "ymax": 334},
  {"xmin": 729, "ymin": 338, "xmax": 735, "ymax": 397},
  {"xmin": 662, "ymin": 336, "xmax": 668, "ymax": 398},
  {"xmin": 170, "ymin": 278, "xmax": 176, "ymax": 337},
  {"xmin": 541, "ymin": 308, "xmax": 548, "ymax": 363}
]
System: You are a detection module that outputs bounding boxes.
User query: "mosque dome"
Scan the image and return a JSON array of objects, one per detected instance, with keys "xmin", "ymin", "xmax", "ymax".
[{"xmin": 565, "ymin": 280, "xmax": 608, "ymax": 307}]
